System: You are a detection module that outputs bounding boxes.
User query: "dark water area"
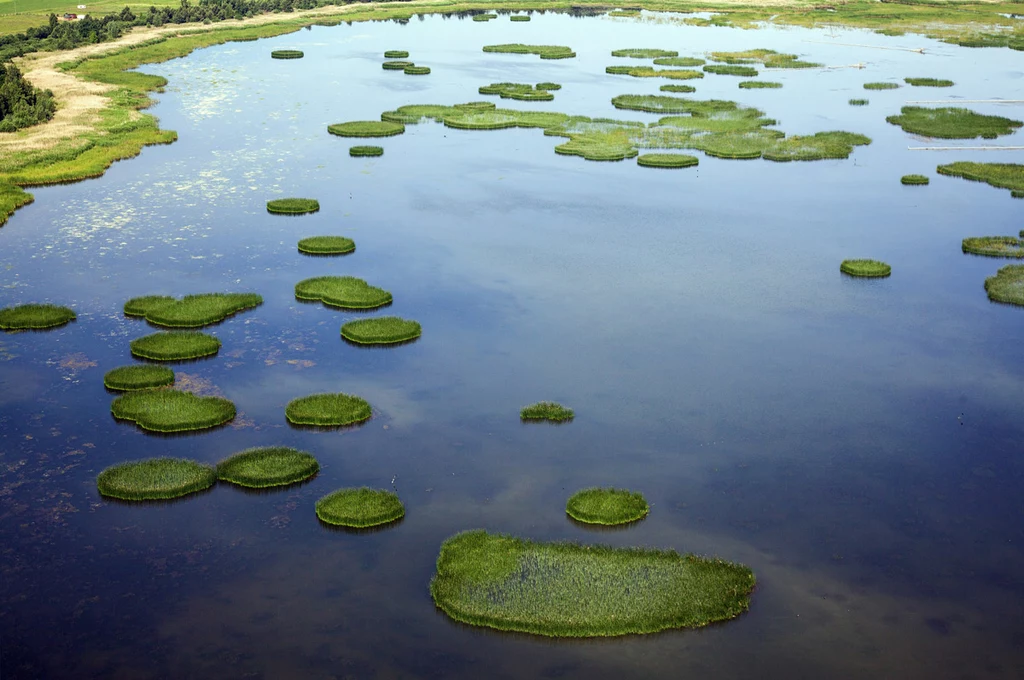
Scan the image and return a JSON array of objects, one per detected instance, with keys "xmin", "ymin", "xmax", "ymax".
[{"xmin": 2, "ymin": 11, "xmax": 1024, "ymax": 678}]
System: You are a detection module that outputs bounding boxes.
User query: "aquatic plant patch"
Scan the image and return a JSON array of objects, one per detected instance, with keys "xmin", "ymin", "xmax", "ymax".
[
  {"xmin": 521, "ymin": 401, "xmax": 574, "ymax": 422},
  {"xmin": 637, "ymin": 153, "xmax": 699, "ymax": 168},
  {"xmin": 473, "ymin": 13, "xmax": 497, "ymax": 21},
  {"xmin": 0, "ymin": 303, "xmax": 76, "ymax": 330},
  {"xmin": 704, "ymin": 65, "xmax": 759, "ymax": 77},
  {"xmin": 709, "ymin": 49, "xmax": 820, "ymax": 69},
  {"xmin": 349, "ymin": 145, "xmax": 384, "ymax": 157},
  {"xmin": 266, "ymin": 198, "xmax": 320, "ymax": 214},
  {"xmin": 510, "ymin": 14, "xmax": 530, "ymax": 21},
  {"xmin": 96, "ymin": 458, "xmax": 215, "ymax": 501},
  {"xmin": 286, "ymin": 393, "xmax": 371, "ymax": 427},
  {"xmin": 297, "ymin": 236, "xmax": 355, "ymax": 255},
  {"xmin": 608, "ymin": 9, "xmax": 640, "ymax": 17},
  {"xmin": 479, "ymin": 82, "xmax": 555, "ymax": 102},
  {"xmin": 316, "ymin": 488, "xmax": 404, "ymax": 528},
  {"xmin": 611, "ymin": 48, "xmax": 679, "ymax": 58},
  {"xmin": 864, "ymin": 82, "xmax": 900, "ymax": 90},
  {"xmin": 660, "ymin": 84, "xmax": 696, "ymax": 93},
  {"xmin": 962, "ymin": 236, "xmax": 1024, "ymax": 257},
  {"xmin": 328, "ymin": 121, "xmax": 405, "ymax": 138},
  {"xmin": 536, "ymin": 82, "xmax": 561, "ymax": 91},
  {"xmin": 103, "ymin": 365, "xmax": 174, "ymax": 391},
  {"xmin": 901, "ymin": 174, "xmax": 929, "ymax": 185},
  {"xmin": 111, "ymin": 390, "xmax": 236, "ymax": 433},
  {"xmin": 605, "ymin": 65, "xmax": 703, "ymax": 80},
  {"xmin": 905, "ymin": 77, "xmax": 954, "ymax": 87},
  {"xmin": 740, "ymin": 81, "xmax": 781, "ymax": 89},
  {"xmin": 130, "ymin": 331, "xmax": 221, "ymax": 361},
  {"xmin": 840, "ymin": 259, "xmax": 891, "ymax": 277},
  {"xmin": 430, "ymin": 530, "xmax": 756, "ymax": 637},
  {"xmin": 384, "ymin": 50, "xmax": 409, "ymax": 58},
  {"xmin": 654, "ymin": 57, "xmax": 705, "ymax": 67},
  {"xmin": 985, "ymin": 265, "xmax": 1024, "ymax": 306},
  {"xmin": 295, "ymin": 276, "xmax": 392, "ymax": 310},
  {"xmin": 886, "ymin": 107, "xmax": 1022, "ymax": 140},
  {"xmin": 849, "ymin": 99, "xmax": 869, "ymax": 106},
  {"xmin": 216, "ymin": 447, "xmax": 319, "ymax": 489},
  {"xmin": 123, "ymin": 293, "xmax": 262, "ymax": 328},
  {"xmin": 483, "ymin": 44, "xmax": 576, "ymax": 60},
  {"xmin": 341, "ymin": 316, "xmax": 421, "ymax": 345},
  {"xmin": 383, "ymin": 60, "xmax": 414, "ymax": 70},
  {"xmin": 271, "ymin": 50, "xmax": 303, "ymax": 59},
  {"xmin": 404, "ymin": 66, "xmax": 431, "ymax": 75},
  {"xmin": 566, "ymin": 488, "xmax": 650, "ymax": 525},
  {"xmin": 937, "ymin": 162, "xmax": 1024, "ymax": 198}
]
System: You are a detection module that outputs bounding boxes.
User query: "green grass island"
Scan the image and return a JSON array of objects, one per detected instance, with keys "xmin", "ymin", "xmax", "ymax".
[
  {"xmin": 130, "ymin": 331, "xmax": 221, "ymax": 361},
  {"xmin": 341, "ymin": 316, "xmax": 421, "ymax": 345},
  {"xmin": 349, "ymin": 145, "xmax": 384, "ymax": 157},
  {"xmin": 327, "ymin": 121, "xmax": 405, "ymax": 137},
  {"xmin": 383, "ymin": 50, "xmax": 409, "ymax": 58},
  {"xmin": 521, "ymin": 401, "xmax": 574, "ymax": 422},
  {"xmin": 382, "ymin": 60, "xmax": 414, "ymax": 70},
  {"xmin": 637, "ymin": 153, "xmax": 699, "ymax": 168},
  {"xmin": 430, "ymin": 530, "xmax": 755, "ymax": 637},
  {"xmin": 103, "ymin": 364, "xmax": 175, "ymax": 391},
  {"xmin": 285, "ymin": 392, "xmax": 372, "ymax": 427},
  {"xmin": 905, "ymin": 77, "xmax": 954, "ymax": 87},
  {"xmin": 886, "ymin": 107, "xmax": 1022, "ymax": 139},
  {"xmin": 985, "ymin": 265, "xmax": 1024, "ymax": 306},
  {"xmin": 96, "ymin": 458, "xmax": 216, "ymax": 501},
  {"xmin": 611, "ymin": 48, "xmax": 679, "ymax": 58},
  {"xmin": 606, "ymin": 65, "xmax": 703, "ymax": 80},
  {"xmin": 566, "ymin": 488, "xmax": 650, "ymax": 525},
  {"xmin": 962, "ymin": 236, "xmax": 1024, "ymax": 258},
  {"xmin": 266, "ymin": 198, "xmax": 320, "ymax": 214},
  {"xmin": 740, "ymin": 80, "xmax": 782, "ymax": 89},
  {"xmin": 124, "ymin": 292, "xmax": 262, "ymax": 327},
  {"xmin": 111, "ymin": 389, "xmax": 236, "ymax": 433},
  {"xmin": 216, "ymin": 447, "xmax": 319, "ymax": 489},
  {"xmin": 660, "ymin": 84, "xmax": 696, "ymax": 93},
  {"xmin": 864, "ymin": 82, "xmax": 900, "ymax": 90},
  {"xmin": 479, "ymin": 82, "xmax": 555, "ymax": 101},
  {"xmin": 295, "ymin": 276, "xmax": 392, "ymax": 310},
  {"xmin": 654, "ymin": 57, "xmax": 706, "ymax": 67},
  {"xmin": 849, "ymin": 99, "xmax": 869, "ymax": 106},
  {"xmin": 472, "ymin": 12, "xmax": 496, "ymax": 21},
  {"xmin": 0, "ymin": 303, "xmax": 76, "ymax": 330},
  {"xmin": 840, "ymin": 259, "xmax": 892, "ymax": 278},
  {"xmin": 482, "ymin": 44, "xmax": 575, "ymax": 60},
  {"xmin": 937, "ymin": 162, "xmax": 1024, "ymax": 198},
  {"xmin": 901, "ymin": 174, "xmax": 929, "ymax": 185},
  {"xmin": 404, "ymin": 65, "xmax": 431, "ymax": 75},
  {"xmin": 704, "ymin": 64, "xmax": 758, "ymax": 77},
  {"xmin": 510, "ymin": 14, "xmax": 530, "ymax": 21},
  {"xmin": 297, "ymin": 236, "xmax": 355, "ymax": 255},
  {"xmin": 270, "ymin": 49, "xmax": 303, "ymax": 59},
  {"xmin": 536, "ymin": 82, "xmax": 561, "ymax": 91},
  {"xmin": 316, "ymin": 487, "xmax": 405, "ymax": 528}
]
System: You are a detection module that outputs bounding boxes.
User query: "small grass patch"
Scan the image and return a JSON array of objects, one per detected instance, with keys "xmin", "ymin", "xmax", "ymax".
[
  {"xmin": 849, "ymin": 98, "xmax": 869, "ymax": 106},
  {"xmin": 985, "ymin": 265, "xmax": 1024, "ymax": 305},
  {"xmin": 341, "ymin": 316, "xmax": 421, "ymax": 345},
  {"xmin": 216, "ymin": 447, "xmax": 319, "ymax": 489},
  {"xmin": 473, "ymin": 13, "xmax": 497, "ymax": 21},
  {"xmin": 328, "ymin": 121, "xmax": 405, "ymax": 138},
  {"xmin": 654, "ymin": 57, "xmax": 706, "ymax": 67},
  {"xmin": 111, "ymin": 390, "xmax": 236, "ymax": 433},
  {"xmin": 0, "ymin": 303, "xmax": 75, "ymax": 330},
  {"xmin": 710, "ymin": 49, "xmax": 819, "ymax": 69},
  {"xmin": 864, "ymin": 82, "xmax": 900, "ymax": 90},
  {"xmin": 840, "ymin": 259, "xmax": 891, "ymax": 278},
  {"xmin": 350, "ymin": 145, "xmax": 384, "ymax": 157},
  {"xmin": 316, "ymin": 488, "xmax": 404, "ymax": 528},
  {"xmin": 103, "ymin": 365, "xmax": 174, "ymax": 391},
  {"xmin": 297, "ymin": 236, "xmax": 355, "ymax": 255},
  {"xmin": 536, "ymin": 82, "xmax": 562, "ymax": 91},
  {"xmin": 266, "ymin": 198, "xmax": 320, "ymax": 215},
  {"xmin": 97, "ymin": 458, "xmax": 215, "ymax": 501},
  {"xmin": 295, "ymin": 276, "xmax": 392, "ymax": 310},
  {"xmin": 962, "ymin": 236, "xmax": 1024, "ymax": 257},
  {"xmin": 905, "ymin": 77, "xmax": 954, "ymax": 87},
  {"xmin": 704, "ymin": 65, "xmax": 759, "ymax": 77},
  {"xmin": 384, "ymin": 50, "xmax": 409, "ymax": 59},
  {"xmin": 740, "ymin": 81, "xmax": 782, "ymax": 89},
  {"xmin": 901, "ymin": 174, "xmax": 929, "ymax": 185},
  {"xmin": 611, "ymin": 49, "xmax": 679, "ymax": 58},
  {"xmin": 521, "ymin": 401, "xmax": 574, "ymax": 422},
  {"xmin": 430, "ymin": 530, "xmax": 755, "ymax": 637},
  {"xmin": 483, "ymin": 44, "xmax": 576, "ymax": 60},
  {"xmin": 660, "ymin": 84, "xmax": 696, "ymax": 93},
  {"xmin": 383, "ymin": 60, "xmax": 414, "ymax": 70},
  {"xmin": 566, "ymin": 488, "xmax": 650, "ymax": 525},
  {"xmin": 405, "ymin": 66, "xmax": 431, "ymax": 75},
  {"xmin": 124, "ymin": 293, "xmax": 262, "ymax": 328},
  {"xmin": 286, "ymin": 393, "xmax": 372, "ymax": 427},
  {"xmin": 637, "ymin": 154, "xmax": 698, "ymax": 168},
  {"xmin": 606, "ymin": 65, "xmax": 703, "ymax": 80},
  {"xmin": 510, "ymin": 14, "xmax": 531, "ymax": 21},
  {"xmin": 886, "ymin": 106, "xmax": 1021, "ymax": 139},
  {"xmin": 130, "ymin": 332, "xmax": 221, "ymax": 361},
  {"xmin": 271, "ymin": 50, "xmax": 304, "ymax": 59},
  {"xmin": 937, "ymin": 162, "xmax": 1024, "ymax": 198},
  {"xmin": 479, "ymin": 82, "xmax": 555, "ymax": 102}
]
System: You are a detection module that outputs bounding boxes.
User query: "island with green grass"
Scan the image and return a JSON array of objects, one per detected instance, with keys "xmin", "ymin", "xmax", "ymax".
[
  {"xmin": 316, "ymin": 487, "xmax": 405, "ymax": 528},
  {"xmin": 111, "ymin": 390, "xmax": 236, "ymax": 432},
  {"xmin": 217, "ymin": 446, "xmax": 320, "ymax": 488},
  {"xmin": 285, "ymin": 392, "xmax": 372, "ymax": 426},
  {"xmin": 566, "ymin": 488, "xmax": 650, "ymax": 525},
  {"xmin": 97, "ymin": 458, "xmax": 216, "ymax": 501},
  {"xmin": 0, "ymin": 303, "xmax": 76, "ymax": 330}
]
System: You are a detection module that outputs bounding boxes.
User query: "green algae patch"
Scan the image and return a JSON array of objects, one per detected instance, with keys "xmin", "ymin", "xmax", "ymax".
[
  {"xmin": 566, "ymin": 488, "xmax": 650, "ymax": 525},
  {"xmin": 97, "ymin": 458, "xmax": 215, "ymax": 501},
  {"xmin": 216, "ymin": 447, "xmax": 319, "ymax": 489},
  {"xmin": 637, "ymin": 153, "xmax": 698, "ymax": 168},
  {"xmin": 606, "ymin": 65, "xmax": 703, "ymax": 80},
  {"xmin": 295, "ymin": 276, "xmax": 392, "ymax": 310},
  {"xmin": 901, "ymin": 174, "xmax": 930, "ymax": 185},
  {"xmin": 710, "ymin": 49, "xmax": 819, "ymax": 69},
  {"xmin": 963, "ymin": 236, "xmax": 1024, "ymax": 258},
  {"xmin": 483, "ymin": 44, "xmax": 576, "ymax": 60},
  {"xmin": 937, "ymin": 162, "xmax": 1024, "ymax": 198},
  {"xmin": 316, "ymin": 487, "xmax": 404, "ymax": 528},
  {"xmin": 103, "ymin": 365, "xmax": 174, "ymax": 391},
  {"xmin": 521, "ymin": 401, "xmax": 574, "ymax": 422},
  {"xmin": 130, "ymin": 331, "xmax": 221, "ymax": 361},
  {"xmin": 267, "ymin": 198, "xmax": 320, "ymax": 215},
  {"xmin": 0, "ymin": 304, "xmax": 76, "ymax": 330},
  {"xmin": 111, "ymin": 390, "xmax": 236, "ymax": 433},
  {"xmin": 384, "ymin": 50, "xmax": 409, "ymax": 59},
  {"xmin": 849, "ymin": 99, "xmax": 869, "ymax": 106},
  {"xmin": 905, "ymin": 77, "xmax": 954, "ymax": 87},
  {"xmin": 886, "ymin": 107, "xmax": 1022, "ymax": 140},
  {"xmin": 840, "ymin": 259, "xmax": 891, "ymax": 278},
  {"xmin": 124, "ymin": 293, "xmax": 262, "ymax": 328},
  {"xmin": 985, "ymin": 265, "xmax": 1024, "ymax": 306},
  {"xmin": 383, "ymin": 60, "xmax": 414, "ymax": 70},
  {"xmin": 740, "ymin": 81, "xmax": 782, "ymax": 89},
  {"xmin": 654, "ymin": 57, "xmax": 706, "ymax": 67},
  {"xmin": 473, "ymin": 13, "xmax": 497, "ymax": 21},
  {"xmin": 341, "ymin": 316, "xmax": 421, "ymax": 345},
  {"xmin": 405, "ymin": 66, "xmax": 431, "ymax": 75},
  {"xmin": 536, "ymin": 82, "xmax": 562, "ymax": 91},
  {"xmin": 864, "ymin": 82, "xmax": 900, "ymax": 90},
  {"xmin": 430, "ymin": 530, "xmax": 755, "ymax": 637},
  {"xmin": 297, "ymin": 236, "xmax": 355, "ymax": 256},
  {"xmin": 704, "ymin": 65, "xmax": 758, "ymax": 77},
  {"xmin": 510, "ymin": 14, "xmax": 531, "ymax": 21},
  {"xmin": 479, "ymin": 82, "xmax": 555, "ymax": 102},
  {"xmin": 271, "ymin": 50, "xmax": 304, "ymax": 59},
  {"xmin": 660, "ymin": 84, "xmax": 696, "ymax": 93},
  {"xmin": 611, "ymin": 48, "xmax": 679, "ymax": 58},
  {"xmin": 350, "ymin": 145, "xmax": 384, "ymax": 157},
  {"xmin": 286, "ymin": 393, "xmax": 372, "ymax": 427},
  {"xmin": 328, "ymin": 121, "xmax": 405, "ymax": 138}
]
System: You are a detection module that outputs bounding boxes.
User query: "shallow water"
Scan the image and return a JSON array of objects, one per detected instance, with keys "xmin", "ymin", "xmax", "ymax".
[{"xmin": 2, "ymin": 11, "xmax": 1024, "ymax": 678}]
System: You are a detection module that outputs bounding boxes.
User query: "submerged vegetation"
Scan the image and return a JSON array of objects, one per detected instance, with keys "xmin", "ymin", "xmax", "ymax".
[
  {"xmin": 840, "ymin": 259, "xmax": 892, "ymax": 278},
  {"xmin": 216, "ymin": 447, "xmax": 319, "ymax": 488},
  {"xmin": 266, "ymin": 198, "xmax": 320, "ymax": 214},
  {"xmin": 937, "ymin": 163, "xmax": 1024, "ymax": 198},
  {"xmin": 479, "ymin": 82, "xmax": 555, "ymax": 102},
  {"xmin": 962, "ymin": 236, "xmax": 1024, "ymax": 258},
  {"xmin": 316, "ymin": 488, "xmax": 404, "ymax": 528},
  {"xmin": 521, "ymin": 401, "xmax": 574, "ymax": 422},
  {"xmin": 341, "ymin": 316, "xmax": 422, "ymax": 345},
  {"xmin": 637, "ymin": 153, "xmax": 698, "ymax": 168},
  {"xmin": 328, "ymin": 121, "xmax": 405, "ymax": 137},
  {"xmin": 103, "ymin": 364, "xmax": 175, "ymax": 391},
  {"xmin": 130, "ymin": 331, "xmax": 221, "ymax": 361},
  {"xmin": 611, "ymin": 48, "xmax": 678, "ymax": 58},
  {"xmin": 270, "ymin": 49, "xmax": 303, "ymax": 59},
  {"xmin": 286, "ymin": 393, "xmax": 372, "ymax": 427},
  {"xmin": 886, "ymin": 107, "xmax": 1022, "ymax": 139},
  {"xmin": 901, "ymin": 174, "xmax": 929, "ymax": 185},
  {"xmin": 606, "ymin": 65, "xmax": 703, "ymax": 80},
  {"xmin": 483, "ymin": 44, "xmax": 575, "ymax": 60},
  {"xmin": 111, "ymin": 389, "xmax": 236, "ymax": 432},
  {"xmin": 297, "ymin": 236, "xmax": 355, "ymax": 255},
  {"xmin": 0, "ymin": 303, "xmax": 75, "ymax": 330},
  {"xmin": 566, "ymin": 488, "xmax": 650, "ymax": 525},
  {"xmin": 864, "ymin": 82, "xmax": 900, "ymax": 90},
  {"xmin": 739, "ymin": 81, "xmax": 781, "ymax": 89},
  {"xmin": 905, "ymin": 77, "xmax": 954, "ymax": 87},
  {"xmin": 96, "ymin": 458, "xmax": 215, "ymax": 501},
  {"xmin": 704, "ymin": 64, "xmax": 758, "ymax": 77},
  {"xmin": 985, "ymin": 265, "xmax": 1024, "ymax": 306},
  {"xmin": 124, "ymin": 293, "xmax": 262, "ymax": 327},
  {"xmin": 295, "ymin": 276, "xmax": 392, "ymax": 310},
  {"xmin": 430, "ymin": 530, "xmax": 756, "ymax": 637}
]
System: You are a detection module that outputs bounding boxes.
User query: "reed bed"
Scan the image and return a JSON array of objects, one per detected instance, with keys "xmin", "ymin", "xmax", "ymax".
[
  {"xmin": 611, "ymin": 48, "xmax": 678, "ymax": 58},
  {"xmin": 901, "ymin": 174, "xmax": 929, "ymax": 185},
  {"xmin": 905, "ymin": 77, "xmax": 954, "ymax": 87},
  {"xmin": 103, "ymin": 365, "xmax": 174, "ymax": 391},
  {"xmin": 129, "ymin": 331, "xmax": 221, "ymax": 361},
  {"xmin": 479, "ymin": 82, "xmax": 555, "ymax": 101},
  {"xmin": 606, "ymin": 65, "xmax": 703, "ymax": 80},
  {"xmin": 285, "ymin": 393, "xmax": 372, "ymax": 426},
  {"xmin": 840, "ymin": 259, "xmax": 891, "ymax": 277},
  {"xmin": 566, "ymin": 488, "xmax": 650, "ymax": 525},
  {"xmin": 96, "ymin": 458, "xmax": 215, "ymax": 501},
  {"xmin": 316, "ymin": 488, "xmax": 404, "ymax": 528},
  {"xmin": 637, "ymin": 153, "xmax": 699, "ymax": 168},
  {"xmin": 0, "ymin": 303, "xmax": 75, "ymax": 330},
  {"xmin": 962, "ymin": 236, "xmax": 1024, "ymax": 257},
  {"xmin": 937, "ymin": 162, "xmax": 1024, "ymax": 198},
  {"xmin": 483, "ymin": 44, "xmax": 576, "ymax": 60},
  {"xmin": 886, "ymin": 106, "xmax": 1022, "ymax": 139},
  {"xmin": 521, "ymin": 401, "xmax": 574, "ymax": 422},
  {"xmin": 709, "ymin": 49, "xmax": 819, "ymax": 69},
  {"xmin": 384, "ymin": 50, "xmax": 409, "ymax": 58},
  {"xmin": 124, "ymin": 293, "xmax": 262, "ymax": 327},
  {"xmin": 739, "ymin": 81, "xmax": 782, "ymax": 89},
  {"xmin": 295, "ymin": 276, "xmax": 392, "ymax": 310},
  {"xmin": 216, "ymin": 447, "xmax": 319, "ymax": 489},
  {"xmin": 985, "ymin": 265, "xmax": 1024, "ymax": 305},
  {"xmin": 327, "ymin": 121, "xmax": 405, "ymax": 138},
  {"xmin": 266, "ymin": 198, "xmax": 320, "ymax": 214},
  {"xmin": 297, "ymin": 236, "xmax": 355, "ymax": 255},
  {"xmin": 341, "ymin": 316, "xmax": 422, "ymax": 345},
  {"xmin": 111, "ymin": 390, "xmax": 236, "ymax": 432},
  {"xmin": 704, "ymin": 65, "xmax": 759, "ymax": 77},
  {"xmin": 864, "ymin": 82, "xmax": 900, "ymax": 90},
  {"xmin": 270, "ymin": 50, "xmax": 304, "ymax": 59}
]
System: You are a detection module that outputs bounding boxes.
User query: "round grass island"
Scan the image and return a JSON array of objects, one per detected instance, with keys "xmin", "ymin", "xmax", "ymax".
[
  {"xmin": 316, "ymin": 487, "xmax": 405, "ymax": 528},
  {"xmin": 0, "ymin": 303, "xmax": 76, "ymax": 330},
  {"xmin": 124, "ymin": 292, "xmax": 262, "ymax": 327},
  {"xmin": 267, "ymin": 198, "xmax": 320, "ymax": 215},
  {"xmin": 130, "ymin": 331, "xmax": 221, "ymax": 361},
  {"xmin": 111, "ymin": 390, "xmax": 236, "ymax": 432},
  {"xmin": 271, "ymin": 50, "xmax": 304, "ymax": 59},
  {"xmin": 295, "ymin": 276, "xmax": 392, "ymax": 310},
  {"xmin": 103, "ymin": 364, "xmax": 175, "ymax": 391},
  {"xmin": 637, "ymin": 154, "xmax": 699, "ymax": 168},
  {"xmin": 840, "ymin": 259, "xmax": 892, "ymax": 278},
  {"xmin": 429, "ymin": 530, "xmax": 756, "ymax": 637},
  {"xmin": 297, "ymin": 236, "xmax": 355, "ymax": 255},
  {"xmin": 962, "ymin": 235, "xmax": 1024, "ymax": 258},
  {"xmin": 328, "ymin": 121, "xmax": 405, "ymax": 138},
  {"xmin": 384, "ymin": 50, "xmax": 409, "ymax": 58},
  {"xmin": 349, "ymin": 145, "xmax": 384, "ymax": 157},
  {"xmin": 521, "ymin": 401, "xmax": 574, "ymax": 422},
  {"xmin": 901, "ymin": 174, "xmax": 930, "ymax": 185},
  {"xmin": 216, "ymin": 446, "xmax": 319, "ymax": 488},
  {"xmin": 404, "ymin": 66, "xmax": 431, "ymax": 75},
  {"xmin": 985, "ymin": 265, "xmax": 1024, "ymax": 306},
  {"xmin": 566, "ymin": 488, "xmax": 650, "ymax": 525},
  {"xmin": 341, "ymin": 316, "xmax": 421, "ymax": 345},
  {"xmin": 285, "ymin": 392, "xmax": 372, "ymax": 426},
  {"xmin": 97, "ymin": 458, "xmax": 216, "ymax": 501}
]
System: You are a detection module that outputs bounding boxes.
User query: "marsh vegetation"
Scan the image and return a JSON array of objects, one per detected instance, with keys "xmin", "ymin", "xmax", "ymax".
[
  {"xmin": 709, "ymin": 49, "xmax": 819, "ymax": 69},
  {"xmin": 985, "ymin": 265, "xmax": 1024, "ymax": 306},
  {"xmin": 606, "ymin": 65, "xmax": 703, "ymax": 80},
  {"xmin": 886, "ymin": 107, "xmax": 1022, "ymax": 139},
  {"xmin": 637, "ymin": 153, "xmax": 698, "ymax": 168},
  {"xmin": 295, "ymin": 276, "xmax": 393, "ymax": 310},
  {"xmin": 521, "ymin": 401, "xmax": 574, "ymax": 422},
  {"xmin": 341, "ymin": 316, "xmax": 422, "ymax": 345},
  {"xmin": 937, "ymin": 162, "xmax": 1024, "ymax": 198},
  {"xmin": 266, "ymin": 198, "xmax": 320, "ymax": 214},
  {"xmin": 130, "ymin": 331, "xmax": 221, "ymax": 361},
  {"xmin": 704, "ymin": 64, "xmax": 758, "ymax": 77},
  {"xmin": 901, "ymin": 174, "xmax": 929, "ymax": 185},
  {"xmin": 905, "ymin": 77, "xmax": 954, "ymax": 87},
  {"xmin": 864, "ymin": 82, "xmax": 900, "ymax": 90},
  {"xmin": 482, "ymin": 44, "xmax": 575, "ymax": 59},
  {"xmin": 270, "ymin": 50, "xmax": 303, "ymax": 59},
  {"xmin": 103, "ymin": 365, "xmax": 175, "ymax": 391},
  {"xmin": 479, "ymin": 82, "xmax": 555, "ymax": 101},
  {"xmin": 739, "ymin": 81, "xmax": 781, "ymax": 89},
  {"xmin": 96, "ymin": 458, "xmax": 216, "ymax": 501},
  {"xmin": 328, "ymin": 121, "xmax": 405, "ymax": 137},
  {"xmin": 216, "ymin": 447, "xmax": 319, "ymax": 488},
  {"xmin": 111, "ymin": 390, "xmax": 236, "ymax": 432},
  {"xmin": 962, "ymin": 236, "xmax": 1024, "ymax": 258},
  {"xmin": 566, "ymin": 488, "xmax": 650, "ymax": 525},
  {"xmin": 124, "ymin": 293, "xmax": 262, "ymax": 327},
  {"xmin": 384, "ymin": 50, "xmax": 409, "ymax": 58},
  {"xmin": 0, "ymin": 303, "xmax": 75, "ymax": 330},
  {"xmin": 285, "ymin": 393, "xmax": 372, "ymax": 426},
  {"xmin": 350, "ymin": 145, "xmax": 384, "ymax": 157},
  {"xmin": 611, "ymin": 48, "xmax": 678, "ymax": 58},
  {"xmin": 840, "ymin": 259, "xmax": 892, "ymax": 278},
  {"xmin": 316, "ymin": 487, "xmax": 405, "ymax": 528},
  {"xmin": 297, "ymin": 236, "xmax": 355, "ymax": 255}
]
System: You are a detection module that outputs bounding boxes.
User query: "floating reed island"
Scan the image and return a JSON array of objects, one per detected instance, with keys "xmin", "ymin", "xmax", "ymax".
[
  {"xmin": 297, "ymin": 236, "xmax": 355, "ymax": 255},
  {"xmin": 660, "ymin": 84, "xmax": 696, "ymax": 93},
  {"xmin": 864, "ymin": 82, "xmax": 900, "ymax": 90},
  {"xmin": 472, "ymin": 12, "xmax": 497, "ymax": 21},
  {"xmin": 482, "ymin": 44, "xmax": 576, "ymax": 59},
  {"xmin": 271, "ymin": 50, "xmax": 303, "ymax": 59},
  {"xmin": 96, "ymin": 458, "xmax": 215, "ymax": 501},
  {"xmin": 404, "ymin": 66, "xmax": 431, "ymax": 75},
  {"xmin": 521, "ymin": 401, "xmax": 574, "ymax": 422},
  {"xmin": 611, "ymin": 48, "xmax": 679, "ymax": 58},
  {"xmin": 510, "ymin": 14, "xmax": 530, "ymax": 21},
  {"xmin": 654, "ymin": 57, "xmax": 706, "ymax": 67},
  {"xmin": 130, "ymin": 331, "xmax": 221, "ymax": 361},
  {"xmin": 536, "ymin": 82, "xmax": 561, "ymax": 91},
  {"xmin": 479, "ymin": 82, "xmax": 555, "ymax": 101},
  {"xmin": 103, "ymin": 365, "xmax": 174, "ymax": 391},
  {"xmin": 901, "ymin": 174, "xmax": 929, "ymax": 185},
  {"xmin": 905, "ymin": 77, "xmax": 954, "ymax": 87},
  {"xmin": 566, "ymin": 488, "xmax": 650, "ymax": 525},
  {"xmin": 963, "ymin": 235, "xmax": 1024, "ymax": 257},
  {"xmin": 849, "ymin": 99, "xmax": 869, "ymax": 106},
  {"xmin": 840, "ymin": 259, "xmax": 892, "ymax": 278},
  {"xmin": 316, "ymin": 487, "xmax": 404, "ymax": 528},
  {"xmin": 937, "ymin": 162, "xmax": 1024, "ymax": 198},
  {"xmin": 704, "ymin": 64, "xmax": 758, "ymax": 77},
  {"xmin": 985, "ymin": 265, "xmax": 1024, "ymax": 306},
  {"xmin": 285, "ymin": 392, "xmax": 372, "ymax": 426},
  {"xmin": 124, "ymin": 293, "xmax": 262, "ymax": 327},
  {"xmin": 383, "ymin": 60, "xmax": 414, "ymax": 70},
  {"xmin": 111, "ymin": 389, "xmax": 236, "ymax": 433},
  {"xmin": 886, "ymin": 107, "xmax": 1022, "ymax": 139},
  {"xmin": 216, "ymin": 447, "xmax": 319, "ymax": 489},
  {"xmin": 384, "ymin": 50, "xmax": 409, "ymax": 58},
  {"xmin": 349, "ymin": 145, "xmax": 384, "ymax": 157},
  {"xmin": 295, "ymin": 276, "xmax": 392, "ymax": 310},
  {"xmin": 637, "ymin": 153, "xmax": 699, "ymax": 168},
  {"xmin": 328, "ymin": 121, "xmax": 405, "ymax": 138},
  {"xmin": 341, "ymin": 316, "xmax": 421, "ymax": 345},
  {"xmin": 266, "ymin": 198, "xmax": 319, "ymax": 215},
  {"xmin": 0, "ymin": 303, "xmax": 76, "ymax": 330},
  {"xmin": 709, "ymin": 48, "xmax": 819, "ymax": 69},
  {"xmin": 740, "ymin": 81, "xmax": 782, "ymax": 89},
  {"xmin": 430, "ymin": 530, "xmax": 756, "ymax": 637},
  {"xmin": 606, "ymin": 65, "xmax": 703, "ymax": 80}
]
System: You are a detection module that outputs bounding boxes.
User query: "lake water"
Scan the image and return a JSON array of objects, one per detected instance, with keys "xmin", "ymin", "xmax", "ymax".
[{"xmin": 2, "ymin": 10, "xmax": 1024, "ymax": 678}]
